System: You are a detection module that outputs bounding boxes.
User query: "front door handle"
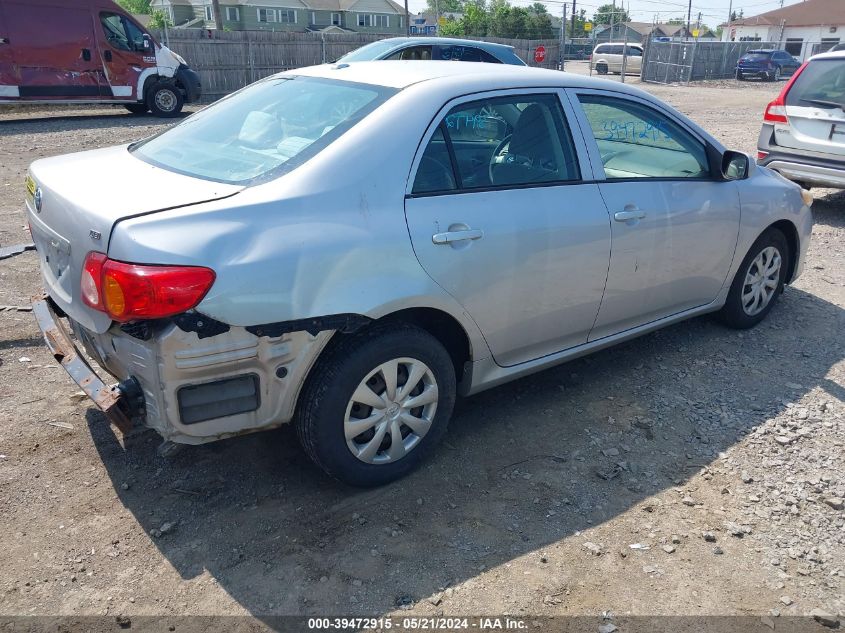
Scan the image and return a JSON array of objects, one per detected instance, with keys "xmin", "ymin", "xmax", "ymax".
[
  {"xmin": 82, "ymin": 48, "xmax": 91, "ymax": 61},
  {"xmin": 614, "ymin": 209, "xmax": 646, "ymax": 222},
  {"xmin": 432, "ymin": 229, "xmax": 483, "ymax": 244}
]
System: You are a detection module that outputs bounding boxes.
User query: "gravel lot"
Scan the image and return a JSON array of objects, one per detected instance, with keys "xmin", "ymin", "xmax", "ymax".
[{"xmin": 0, "ymin": 69, "xmax": 843, "ymax": 630}]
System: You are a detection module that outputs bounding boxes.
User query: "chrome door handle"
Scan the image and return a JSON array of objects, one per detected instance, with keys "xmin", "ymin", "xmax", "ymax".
[
  {"xmin": 614, "ymin": 209, "xmax": 646, "ymax": 222},
  {"xmin": 432, "ymin": 229, "xmax": 484, "ymax": 244}
]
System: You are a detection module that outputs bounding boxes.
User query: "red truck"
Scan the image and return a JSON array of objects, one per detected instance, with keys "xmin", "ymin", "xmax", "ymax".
[{"xmin": 0, "ymin": 0, "xmax": 201, "ymax": 116}]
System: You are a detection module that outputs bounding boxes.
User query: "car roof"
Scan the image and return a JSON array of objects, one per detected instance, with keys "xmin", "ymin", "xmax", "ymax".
[
  {"xmin": 289, "ymin": 60, "xmax": 649, "ymax": 94},
  {"xmin": 595, "ymin": 42, "xmax": 643, "ymax": 47},
  {"xmin": 809, "ymin": 49, "xmax": 845, "ymax": 61},
  {"xmin": 746, "ymin": 49, "xmax": 776, "ymax": 54},
  {"xmin": 369, "ymin": 36, "xmax": 515, "ymax": 52}
]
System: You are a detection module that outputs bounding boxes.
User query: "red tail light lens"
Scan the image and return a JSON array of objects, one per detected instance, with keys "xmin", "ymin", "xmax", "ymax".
[
  {"xmin": 763, "ymin": 61, "xmax": 808, "ymax": 124},
  {"xmin": 757, "ymin": 150, "xmax": 769, "ymax": 160},
  {"xmin": 81, "ymin": 252, "xmax": 215, "ymax": 322}
]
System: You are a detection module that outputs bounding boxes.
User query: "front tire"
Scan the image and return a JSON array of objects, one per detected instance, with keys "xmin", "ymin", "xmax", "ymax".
[
  {"xmin": 147, "ymin": 81, "xmax": 184, "ymax": 118},
  {"xmin": 717, "ymin": 228, "xmax": 790, "ymax": 329},
  {"xmin": 596, "ymin": 63, "xmax": 608, "ymax": 75},
  {"xmin": 296, "ymin": 324, "xmax": 456, "ymax": 487}
]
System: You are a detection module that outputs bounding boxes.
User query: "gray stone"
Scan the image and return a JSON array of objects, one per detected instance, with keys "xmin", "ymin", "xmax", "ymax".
[
  {"xmin": 702, "ymin": 531, "xmax": 717, "ymax": 542},
  {"xmin": 809, "ymin": 609, "xmax": 840, "ymax": 629}
]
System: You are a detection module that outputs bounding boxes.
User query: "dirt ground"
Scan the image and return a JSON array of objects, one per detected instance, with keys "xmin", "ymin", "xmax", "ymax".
[{"xmin": 0, "ymin": 67, "xmax": 843, "ymax": 630}]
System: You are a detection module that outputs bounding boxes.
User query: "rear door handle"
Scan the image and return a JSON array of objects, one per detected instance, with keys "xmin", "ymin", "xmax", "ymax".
[
  {"xmin": 432, "ymin": 229, "xmax": 483, "ymax": 244},
  {"xmin": 614, "ymin": 209, "xmax": 646, "ymax": 222},
  {"xmin": 82, "ymin": 48, "xmax": 91, "ymax": 61}
]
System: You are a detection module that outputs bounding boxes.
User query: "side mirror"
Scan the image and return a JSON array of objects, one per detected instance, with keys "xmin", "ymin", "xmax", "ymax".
[{"xmin": 722, "ymin": 150, "xmax": 749, "ymax": 180}]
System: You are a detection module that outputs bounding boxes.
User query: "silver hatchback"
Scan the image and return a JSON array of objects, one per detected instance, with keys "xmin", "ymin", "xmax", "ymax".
[{"xmin": 28, "ymin": 62, "xmax": 812, "ymax": 486}]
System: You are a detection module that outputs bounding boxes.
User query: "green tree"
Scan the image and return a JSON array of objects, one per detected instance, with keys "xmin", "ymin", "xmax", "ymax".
[
  {"xmin": 528, "ymin": 2, "xmax": 547, "ymax": 15},
  {"xmin": 566, "ymin": 8, "xmax": 588, "ymax": 37},
  {"xmin": 426, "ymin": 0, "xmax": 463, "ymax": 15},
  {"xmin": 115, "ymin": 0, "xmax": 152, "ymax": 14},
  {"xmin": 461, "ymin": 0, "xmax": 488, "ymax": 36},
  {"xmin": 593, "ymin": 3, "xmax": 629, "ymax": 25},
  {"xmin": 439, "ymin": 16, "xmax": 464, "ymax": 35},
  {"xmin": 149, "ymin": 9, "xmax": 172, "ymax": 28}
]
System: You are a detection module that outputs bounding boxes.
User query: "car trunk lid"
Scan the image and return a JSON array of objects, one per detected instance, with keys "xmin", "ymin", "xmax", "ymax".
[{"xmin": 26, "ymin": 145, "xmax": 242, "ymax": 333}]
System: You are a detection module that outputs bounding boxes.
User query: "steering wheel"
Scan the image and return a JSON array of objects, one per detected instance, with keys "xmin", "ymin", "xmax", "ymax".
[{"xmin": 488, "ymin": 134, "xmax": 511, "ymax": 185}]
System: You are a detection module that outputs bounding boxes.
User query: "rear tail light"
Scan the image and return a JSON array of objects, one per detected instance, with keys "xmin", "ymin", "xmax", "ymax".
[
  {"xmin": 81, "ymin": 251, "xmax": 215, "ymax": 322},
  {"xmin": 757, "ymin": 150, "xmax": 769, "ymax": 160},
  {"xmin": 763, "ymin": 61, "xmax": 809, "ymax": 124}
]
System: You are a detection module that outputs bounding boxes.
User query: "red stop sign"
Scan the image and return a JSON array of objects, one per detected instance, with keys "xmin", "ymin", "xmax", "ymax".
[{"xmin": 534, "ymin": 45, "xmax": 546, "ymax": 63}]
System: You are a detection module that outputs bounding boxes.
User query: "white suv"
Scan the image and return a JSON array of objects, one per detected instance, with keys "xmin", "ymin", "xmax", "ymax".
[
  {"xmin": 758, "ymin": 50, "xmax": 845, "ymax": 188},
  {"xmin": 590, "ymin": 42, "xmax": 643, "ymax": 75}
]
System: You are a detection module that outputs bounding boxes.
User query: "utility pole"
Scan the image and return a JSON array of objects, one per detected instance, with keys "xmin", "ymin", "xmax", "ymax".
[
  {"xmin": 571, "ymin": 0, "xmax": 577, "ymax": 40},
  {"xmin": 686, "ymin": 0, "xmax": 692, "ymax": 40},
  {"xmin": 726, "ymin": 0, "xmax": 732, "ymax": 40},
  {"xmin": 405, "ymin": 0, "xmax": 410, "ymax": 36},
  {"xmin": 609, "ymin": 0, "xmax": 615, "ymax": 43},
  {"xmin": 559, "ymin": 2, "xmax": 567, "ymax": 71},
  {"xmin": 212, "ymin": 0, "xmax": 223, "ymax": 31}
]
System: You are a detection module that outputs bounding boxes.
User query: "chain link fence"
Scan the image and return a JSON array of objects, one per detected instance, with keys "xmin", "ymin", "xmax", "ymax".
[{"xmin": 642, "ymin": 39, "xmax": 829, "ymax": 84}]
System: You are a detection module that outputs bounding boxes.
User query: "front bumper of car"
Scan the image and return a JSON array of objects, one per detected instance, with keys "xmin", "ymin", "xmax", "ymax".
[
  {"xmin": 32, "ymin": 294, "xmax": 334, "ymax": 444},
  {"xmin": 176, "ymin": 64, "xmax": 202, "ymax": 103}
]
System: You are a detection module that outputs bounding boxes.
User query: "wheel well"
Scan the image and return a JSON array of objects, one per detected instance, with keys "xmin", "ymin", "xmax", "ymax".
[
  {"xmin": 377, "ymin": 308, "xmax": 472, "ymax": 383},
  {"xmin": 141, "ymin": 75, "xmax": 160, "ymax": 100},
  {"xmin": 769, "ymin": 220, "xmax": 799, "ymax": 283}
]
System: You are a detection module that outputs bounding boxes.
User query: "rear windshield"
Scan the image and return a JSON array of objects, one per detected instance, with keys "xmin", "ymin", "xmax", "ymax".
[
  {"xmin": 131, "ymin": 76, "xmax": 396, "ymax": 185},
  {"xmin": 337, "ymin": 40, "xmax": 401, "ymax": 62},
  {"xmin": 743, "ymin": 53, "xmax": 772, "ymax": 60},
  {"xmin": 785, "ymin": 58, "xmax": 845, "ymax": 107}
]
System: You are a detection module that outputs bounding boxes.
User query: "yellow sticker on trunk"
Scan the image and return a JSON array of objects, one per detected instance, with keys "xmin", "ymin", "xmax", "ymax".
[{"xmin": 25, "ymin": 174, "xmax": 36, "ymax": 200}]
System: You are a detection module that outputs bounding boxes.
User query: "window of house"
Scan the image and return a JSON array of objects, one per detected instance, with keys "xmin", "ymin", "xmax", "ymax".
[
  {"xmin": 225, "ymin": 6, "xmax": 240, "ymax": 21},
  {"xmin": 279, "ymin": 9, "xmax": 296, "ymax": 23},
  {"xmin": 577, "ymin": 94, "xmax": 709, "ymax": 179},
  {"xmin": 785, "ymin": 38, "xmax": 803, "ymax": 56},
  {"xmin": 375, "ymin": 15, "xmax": 389, "ymax": 28},
  {"xmin": 204, "ymin": 5, "xmax": 213, "ymax": 21},
  {"xmin": 331, "ymin": 12, "xmax": 341, "ymax": 25},
  {"xmin": 258, "ymin": 8, "xmax": 276, "ymax": 22},
  {"xmin": 410, "ymin": 25, "xmax": 418, "ymax": 34},
  {"xmin": 358, "ymin": 14, "xmax": 372, "ymax": 27}
]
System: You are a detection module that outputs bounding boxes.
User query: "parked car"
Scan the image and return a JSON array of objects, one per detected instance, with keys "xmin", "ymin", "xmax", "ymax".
[
  {"xmin": 758, "ymin": 50, "xmax": 845, "ymax": 188},
  {"xmin": 336, "ymin": 37, "xmax": 525, "ymax": 65},
  {"xmin": 735, "ymin": 49, "xmax": 800, "ymax": 81},
  {"xmin": 0, "ymin": 0, "xmax": 200, "ymax": 116},
  {"xmin": 590, "ymin": 43, "xmax": 643, "ymax": 75},
  {"xmin": 29, "ymin": 62, "xmax": 812, "ymax": 486}
]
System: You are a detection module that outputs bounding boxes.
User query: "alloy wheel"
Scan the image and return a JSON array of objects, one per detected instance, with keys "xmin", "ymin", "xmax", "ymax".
[
  {"xmin": 741, "ymin": 246, "xmax": 782, "ymax": 316},
  {"xmin": 155, "ymin": 89, "xmax": 178, "ymax": 113},
  {"xmin": 344, "ymin": 357, "xmax": 439, "ymax": 464}
]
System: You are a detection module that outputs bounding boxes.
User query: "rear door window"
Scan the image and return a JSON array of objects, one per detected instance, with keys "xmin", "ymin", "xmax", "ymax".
[
  {"xmin": 785, "ymin": 59, "xmax": 845, "ymax": 108},
  {"xmin": 412, "ymin": 93, "xmax": 580, "ymax": 192},
  {"xmin": 385, "ymin": 45, "xmax": 432, "ymax": 60}
]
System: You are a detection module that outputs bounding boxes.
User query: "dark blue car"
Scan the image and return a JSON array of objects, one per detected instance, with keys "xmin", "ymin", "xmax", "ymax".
[
  {"xmin": 736, "ymin": 49, "xmax": 801, "ymax": 81},
  {"xmin": 337, "ymin": 37, "xmax": 526, "ymax": 66}
]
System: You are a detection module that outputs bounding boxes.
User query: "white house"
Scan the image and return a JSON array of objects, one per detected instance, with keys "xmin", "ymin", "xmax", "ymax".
[{"xmin": 722, "ymin": 0, "xmax": 845, "ymax": 60}]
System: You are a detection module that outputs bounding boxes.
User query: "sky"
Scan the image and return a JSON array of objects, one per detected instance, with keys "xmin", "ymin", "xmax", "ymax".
[{"xmin": 404, "ymin": 0, "xmax": 805, "ymax": 29}]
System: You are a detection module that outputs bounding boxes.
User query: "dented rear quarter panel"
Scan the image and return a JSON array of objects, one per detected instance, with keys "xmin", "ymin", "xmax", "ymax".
[{"xmin": 107, "ymin": 83, "xmax": 492, "ymax": 363}]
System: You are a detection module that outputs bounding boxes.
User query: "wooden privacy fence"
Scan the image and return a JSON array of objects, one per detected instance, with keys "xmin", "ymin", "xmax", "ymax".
[{"xmin": 154, "ymin": 30, "xmax": 562, "ymax": 100}]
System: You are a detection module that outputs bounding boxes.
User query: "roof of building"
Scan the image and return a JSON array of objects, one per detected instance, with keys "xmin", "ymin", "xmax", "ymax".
[{"xmin": 726, "ymin": 0, "xmax": 845, "ymax": 28}]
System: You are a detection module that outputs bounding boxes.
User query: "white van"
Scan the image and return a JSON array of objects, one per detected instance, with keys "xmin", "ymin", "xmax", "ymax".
[{"xmin": 590, "ymin": 43, "xmax": 643, "ymax": 75}]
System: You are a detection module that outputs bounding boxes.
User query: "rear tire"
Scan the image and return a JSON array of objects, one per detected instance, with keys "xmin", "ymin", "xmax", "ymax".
[
  {"xmin": 147, "ymin": 81, "xmax": 184, "ymax": 118},
  {"xmin": 736, "ymin": 70, "xmax": 745, "ymax": 80},
  {"xmin": 717, "ymin": 228, "xmax": 790, "ymax": 329},
  {"xmin": 596, "ymin": 63, "xmax": 608, "ymax": 75},
  {"xmin": 296, "ymin": 323, "xmax": 456, "ymax": 487},
  {"xmin": 124, "ymin": 103, "xmax": 148, "ymax": 115}
]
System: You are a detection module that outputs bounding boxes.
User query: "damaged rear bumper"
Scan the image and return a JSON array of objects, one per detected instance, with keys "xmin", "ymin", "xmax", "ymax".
[{"xmin": 32, "ymin": 297, "xmax": 135, "ymax": 433}]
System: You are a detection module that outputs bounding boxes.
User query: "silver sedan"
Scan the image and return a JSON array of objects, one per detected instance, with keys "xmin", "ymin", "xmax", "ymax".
[{"xmin": 27, "ymin": 62, "xmax": 813, "ymax": 486}]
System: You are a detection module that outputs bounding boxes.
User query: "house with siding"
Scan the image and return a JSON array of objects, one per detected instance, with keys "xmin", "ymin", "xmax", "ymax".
[{"xmin": 151, "ymin": 0, "xmax": 407, "ymax": 33}]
